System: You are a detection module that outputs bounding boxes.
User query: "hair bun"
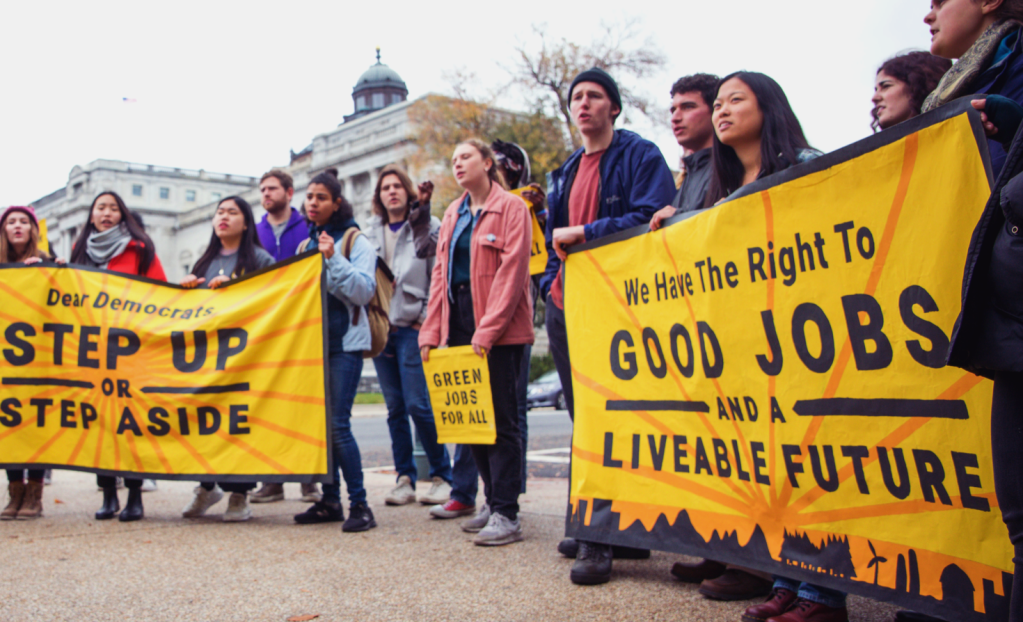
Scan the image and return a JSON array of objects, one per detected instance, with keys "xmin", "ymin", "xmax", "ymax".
[{"xmin": 324, "ymin": 167, "xmax": 340, "ymax": 179}]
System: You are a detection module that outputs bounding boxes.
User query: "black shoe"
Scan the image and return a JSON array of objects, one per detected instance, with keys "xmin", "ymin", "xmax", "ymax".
[
  {"xmin": 294, "ymin": 501, "xmax": 344, "ymax": 524},
  {"xmin": 119, "ymin": 487, "xmax": 144, "ymax": 522},
  {"xmin": 570, "ymin": 541, "xmax": 612, "ymax": 585},
  {"xmin": 95, "ymin": 487, "xmax": 120, "ymax": 520},
  {"xmin": 558, "ymin": 538, "xmax": 648, "ymax": 560},
  {"xmin": 342, "ymin": 502, "xmax": 377, "ymax": 532},
  {"xmin": 558, "ymin": 538, "xmax": 579, "ymax": 558}
]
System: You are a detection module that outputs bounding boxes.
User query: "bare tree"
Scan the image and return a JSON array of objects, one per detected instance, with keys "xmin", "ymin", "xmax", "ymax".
[{"xmin": 510, "ymin": 19, "xmax": 667, "ymax": 148}]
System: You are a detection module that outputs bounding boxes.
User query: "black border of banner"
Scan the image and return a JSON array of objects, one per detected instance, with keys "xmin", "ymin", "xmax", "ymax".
[
  {"xmin": 0, "ymin": 250, "xmax": 334, "ymax": 484},
  {"xmin": 563, "ymin": 98, "xmax": 1003, "ymax": 622}
]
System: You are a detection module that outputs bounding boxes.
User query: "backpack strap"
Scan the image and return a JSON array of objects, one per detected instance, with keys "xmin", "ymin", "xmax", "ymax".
[{"xmin": 341, "ymin": 228, "xmax": 364, "ymax": 324}]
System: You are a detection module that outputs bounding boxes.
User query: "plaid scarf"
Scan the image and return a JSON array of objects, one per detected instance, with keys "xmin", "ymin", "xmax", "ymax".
[{"xmin": 923, "ymin": 20, "xmax": 1022, "ymax": 113}]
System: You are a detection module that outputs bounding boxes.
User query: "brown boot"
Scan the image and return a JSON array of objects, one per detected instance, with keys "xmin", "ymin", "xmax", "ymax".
[
  {"xmin": 250, "ymin": 482, "xmax": 284, "ymax": 503},
  {"xmin": 2, "ymin": 481, "xmax": 25, "ymax": 520},
  {"xmin": 16, "ymin": 480, "xmax": 43, "ymax": 520},
  {"xmin": 700, "ymin": 568, "xmax": 773, "ymax": 601},
  {"xmin": 742, "ymin": 588, "xmax": 798, "ymax": 622},
  {"xmin": 671, "ymin": 558, "xmax": 727, "ymax": 583}
]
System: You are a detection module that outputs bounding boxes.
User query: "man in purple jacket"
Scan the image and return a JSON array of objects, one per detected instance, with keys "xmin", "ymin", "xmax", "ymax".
[
  {"xmin": 254, "ymin": 169, "xmax": 309, "ymax": 262},
  {"xmin": 250, "ymin": 168, "xmax": 321, "ymax": 505}
]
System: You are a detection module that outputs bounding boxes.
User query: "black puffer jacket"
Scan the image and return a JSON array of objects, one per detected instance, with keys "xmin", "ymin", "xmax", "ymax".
[{"xmin": 947, "ymin": 126, "xmax": 1023, "ymax": 377}]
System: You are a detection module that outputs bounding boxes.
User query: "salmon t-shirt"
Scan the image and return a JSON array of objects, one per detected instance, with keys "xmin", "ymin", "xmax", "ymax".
[{"xmin": 551, "ymin": 149, "xmax": 604, "ymax": 309}]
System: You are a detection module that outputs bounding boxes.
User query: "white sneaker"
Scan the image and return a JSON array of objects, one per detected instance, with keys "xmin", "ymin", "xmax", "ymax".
[
  {"xmin": 418, "ymin": 477, "xmax": 452, "ymax": 505},
  {"xmin": 461, "ymin": 503, "xmax": 491, "ymax": 533},
  {"xmin": 473, "ymin": 512, "xmax": 523, "ymax": 546},
  {"xmin": 223, "ymin": 492, "xmax": 251, "ymax": 522},
  {"xmin": 182, "ymin": 485, "xmax": 223, "ymax": 518},
  {"xmin": 140, "ymin": 479, "xmax": 158, "ymax": 492},
  {"xmin": 384, "ymin": 475, "xmax": 416, "ymax": 506}
]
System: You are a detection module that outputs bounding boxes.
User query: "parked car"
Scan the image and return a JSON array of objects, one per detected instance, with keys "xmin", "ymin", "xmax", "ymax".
[{"xmin": 526, "ymin": 369, "xmax": 566, "ymax": 410}]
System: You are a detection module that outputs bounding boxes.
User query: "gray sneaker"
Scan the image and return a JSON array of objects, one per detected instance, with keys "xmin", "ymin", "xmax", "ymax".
[
  {"xmin": 473, "ymin": 512, "xmax": 523, "ymax": 546},
  {"xmin": 182, "ymin": 485, "xmax": 223, "ymax": 518},
  {"xmin": 300, "ymin": 483, "xmax": 322, "ymax": 503},
  {"xmin": 250, "ymin": 483, "xmax": 284, "ymax": 503},
  {"xmin": 460, "ymin": 503, "xmax": 491, "ymax": 533},
  {"xmin": 417, "ymin": 477, "xmax": 452, "ymax": 505},
  {"xmin": 384, "ymin": 475, "xmax": 416, "ymax": 506},
  {"xmin": 223, "ymin": 492, "xmax": 251, "ymax": 522}
]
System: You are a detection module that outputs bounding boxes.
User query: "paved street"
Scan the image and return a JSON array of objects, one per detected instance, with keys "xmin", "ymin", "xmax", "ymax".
[{"xmin": 0, "ymin": 409, "xmax": 900, "ymax": 622}]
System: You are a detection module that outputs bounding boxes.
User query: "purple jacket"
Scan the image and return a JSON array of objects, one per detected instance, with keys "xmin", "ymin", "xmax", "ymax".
[{"xmin": 256, "ymin": 207, "xmax": 308, "ymax": 261}]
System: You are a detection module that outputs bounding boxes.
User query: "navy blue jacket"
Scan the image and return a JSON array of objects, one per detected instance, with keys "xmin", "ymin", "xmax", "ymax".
[
  {"xmin": 974, "ymin": 29, "xmax": 1023, "ymax": 177},
  {"xmin": 539, "ymin": 129, "xmax": 676, "ymax": 298}
]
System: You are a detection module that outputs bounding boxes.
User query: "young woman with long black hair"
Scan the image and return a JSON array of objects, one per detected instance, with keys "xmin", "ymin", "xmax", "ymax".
[
  {"xmin": 70, "ymin": 191, "xmax": 166, "ymax": 522},
  {"xmin": 178, "ymin": 196, "xmax": 274, "ymax": 522},
  {"xmin": 292, "ymin": 169, "xmax": 378, "ymax": 532}
]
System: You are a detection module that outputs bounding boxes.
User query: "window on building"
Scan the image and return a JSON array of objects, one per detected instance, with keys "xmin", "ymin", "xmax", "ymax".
[
  {"xmin": 211, "ymin": 192, "xmax": 221, "ymax": 202},
  {"xmin": 186, "ymin": 190, "xmax": 196, "ymax": 202},
  {"xmin": 372, "ymin": 92, "xmax": 384, "ymax": 108},
  {"xmin": 356, "ymin": 95, "xmax": 366, "ymax": 110},
  {"xmin": 132, "ymin": 184, "xmax": 143, "ymax": 197},
  {"xmin": 159, "ymin": 187, "xmax": 170, "ymax": 199},
  {"xmin": 391, "ymin": 93, "xmax": 402, "ymax": 104}
]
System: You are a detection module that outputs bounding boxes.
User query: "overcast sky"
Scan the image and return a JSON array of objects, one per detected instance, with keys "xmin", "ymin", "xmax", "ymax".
[{"xmin": 0, "ymin": 1, "xmax": 933, "ymax": 206}]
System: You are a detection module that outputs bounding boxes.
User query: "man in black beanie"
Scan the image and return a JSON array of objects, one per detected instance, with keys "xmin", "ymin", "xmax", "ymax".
[{"xmin": 540, "ymin": 66, "xmax": 676, "ymax": 585}]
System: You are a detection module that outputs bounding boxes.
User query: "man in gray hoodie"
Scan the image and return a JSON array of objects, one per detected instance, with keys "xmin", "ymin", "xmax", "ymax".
[{"xmin": 366, "ymin": 164, "xmax": 454, "ymax": 508}]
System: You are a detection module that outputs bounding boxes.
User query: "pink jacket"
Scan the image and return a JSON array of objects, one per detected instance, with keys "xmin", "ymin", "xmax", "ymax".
[{"xmin": 419, "ymin": 184, "xmax": 535, "ymax": 351}]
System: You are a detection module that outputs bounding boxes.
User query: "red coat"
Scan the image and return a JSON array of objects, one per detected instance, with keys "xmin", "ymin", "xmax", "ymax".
[
  {"xmin": 420, "ymin": 184, "xmax": 534, "ymax": 352},
  {"xmin": 103, "ymin": 240, "xmax": 166, "ymax": 281}
]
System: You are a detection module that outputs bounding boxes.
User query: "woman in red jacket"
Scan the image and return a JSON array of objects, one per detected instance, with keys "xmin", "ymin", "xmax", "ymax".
[
  {"xmin": 419, "ymin": 139, "xmax": 534, "ymax": 546},
  {"xmin": 70, "ymin": 191, "xmax": 166, "ymax": 522}
]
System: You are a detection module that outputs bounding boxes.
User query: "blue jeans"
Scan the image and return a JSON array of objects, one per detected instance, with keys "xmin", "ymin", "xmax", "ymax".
[
  {"xmin": 374, "ymin": 327, "xmax": 452, "ymax": 486},
  {"xmin": 450, "ymin": 444, "xmax": 478, "ymax": 506},
  {"xmin": 772, "ymin": 578, "xmax": 846, "ymax": 608},
  {"xmin": 323, "ymin": 350, "xmax": 366, "ymax": 507}
]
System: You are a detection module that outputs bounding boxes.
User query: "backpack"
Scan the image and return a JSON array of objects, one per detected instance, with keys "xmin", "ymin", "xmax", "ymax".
[{"xmin": 302, "ymin": 229, "xmax": 394, "ymax": 359}]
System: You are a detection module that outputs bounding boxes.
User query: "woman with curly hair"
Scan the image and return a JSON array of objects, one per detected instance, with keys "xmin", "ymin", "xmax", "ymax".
[{"xmin": 871, "ymin": 51, "xmax": 952, "ymax": 131}]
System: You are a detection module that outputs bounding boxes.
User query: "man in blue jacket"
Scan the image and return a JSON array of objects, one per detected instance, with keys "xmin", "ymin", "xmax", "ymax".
[
  {"xmin": 542, "ymin": 67, "xmax": 676, "ymax": 586},
  {"xmin": 250, "ymin": 168, "xmax": 322, "ymax": 505}
]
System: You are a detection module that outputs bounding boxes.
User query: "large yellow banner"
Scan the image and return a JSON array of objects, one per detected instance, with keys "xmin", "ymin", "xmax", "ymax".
[
  {"xmin": 564, "ymin": 100, "xmax": 1009, "ymax": 621},
  {"xmin": 0, "ymin": 253, "xmax": 329, "ymax": 482}
]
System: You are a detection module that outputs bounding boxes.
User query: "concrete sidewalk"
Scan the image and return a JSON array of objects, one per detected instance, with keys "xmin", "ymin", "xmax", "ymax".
[{"xmin": 0, "ymin": 470, "xmax": 900, "ymax": 622}]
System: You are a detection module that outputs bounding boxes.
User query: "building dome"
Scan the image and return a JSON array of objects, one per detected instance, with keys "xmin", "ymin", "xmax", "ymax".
[{"xmin": 345, "ymin": 48, "xmax": 408, "ymax": 122}]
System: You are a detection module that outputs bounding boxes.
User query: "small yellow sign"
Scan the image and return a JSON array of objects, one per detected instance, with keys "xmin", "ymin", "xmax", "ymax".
[{"xmin": 422, "ymin": 345, "xmax": 495, "ymax": 444}]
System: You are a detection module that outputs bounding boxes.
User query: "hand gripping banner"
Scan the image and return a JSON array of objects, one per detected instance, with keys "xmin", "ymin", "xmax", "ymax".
[
  {"xmin": 0, "ymin": 253, "xmax": 330, "ymax": 483},
  {"xmin": 563, "ymin": 99, "xmax": 1011, "ymax": 621},
  {"xmin": 422, "ymin": 345, "xmax": 495, "ymax": 444}
]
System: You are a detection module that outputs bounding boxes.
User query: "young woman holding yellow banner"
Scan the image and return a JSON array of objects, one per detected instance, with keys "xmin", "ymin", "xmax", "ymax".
[
  {"xmin": 1, "ymin": 205, "xmax": 58, "ymax": 521},
  {"xmin": 292, "ymin": 169, "xmax": 378, "ymax": 533},
  {"xmin": 419, "ymin": 139, "xmax": 534, "ymax": 546},
  {"xmin": 178, "ymin": 196, "xmax": 275, "ymax": 522},
  {"xmin": 70, "ymin": 191, "xmax": 166, "ymax": 523}
]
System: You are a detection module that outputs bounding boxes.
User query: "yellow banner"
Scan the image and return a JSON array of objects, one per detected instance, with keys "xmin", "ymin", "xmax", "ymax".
[
  {"xmin": 564, "ymin": 102, "xmax": 1008, "ymax": 620},
  {"xmin": 510, "ymin": 187, "xmax": 549, "ymax": 275},
  {"xmin": 422, "ymin": 345, "xmax": 495, "ymax": 444},
  {"xmin": 0, "ymin": 254, "xmax": 329, "ymax": 482}
]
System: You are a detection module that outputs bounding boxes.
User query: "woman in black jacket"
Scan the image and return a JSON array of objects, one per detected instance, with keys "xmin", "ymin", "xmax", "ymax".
[{"xmin": 948, "ymin": 94, "xmax": 1023, "ymax": 621}]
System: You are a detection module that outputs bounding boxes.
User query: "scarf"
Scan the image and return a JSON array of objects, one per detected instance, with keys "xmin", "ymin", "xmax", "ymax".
[
  {"xmin": 923, "ymin": 20, "xmax": 1022, "ymax": 113},
  {"xmin": 86, "ymin": 223, "xmax": 133, "ymax": 268}
]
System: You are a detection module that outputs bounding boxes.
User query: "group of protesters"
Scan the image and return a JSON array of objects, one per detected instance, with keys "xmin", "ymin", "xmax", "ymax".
[{"xmin": 5, "ymin": 1, "xmax": 1023, "ymax": 620}]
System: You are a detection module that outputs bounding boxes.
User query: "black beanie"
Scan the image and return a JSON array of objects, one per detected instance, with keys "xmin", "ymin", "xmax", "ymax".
[{"xmin": 569, "ymin": 67, "xmax": 622, "ymax": 121}]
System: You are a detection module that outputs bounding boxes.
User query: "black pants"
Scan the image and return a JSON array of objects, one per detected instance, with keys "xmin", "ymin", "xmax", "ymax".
[
  {"xmin": 97, "ymin": 476, "xmax": 142, "ymax": 490},
  {"xmin": 993, "ymin": 371, "xmax": 1023, "ymax": 621},
  {"xmin": 6, "ymin": 470, "xmax": 44, "ymax": 483},
  {"xmin": 201, "ymin": 481, "xmax": 256, "ymax": 494},
  {"xmin": 544, "ymin": 295, "xmax": 574, "ymax": 420},
  {"xmin": 449, "ymin": 284, "xmax": 524, "ymax": 520}
]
